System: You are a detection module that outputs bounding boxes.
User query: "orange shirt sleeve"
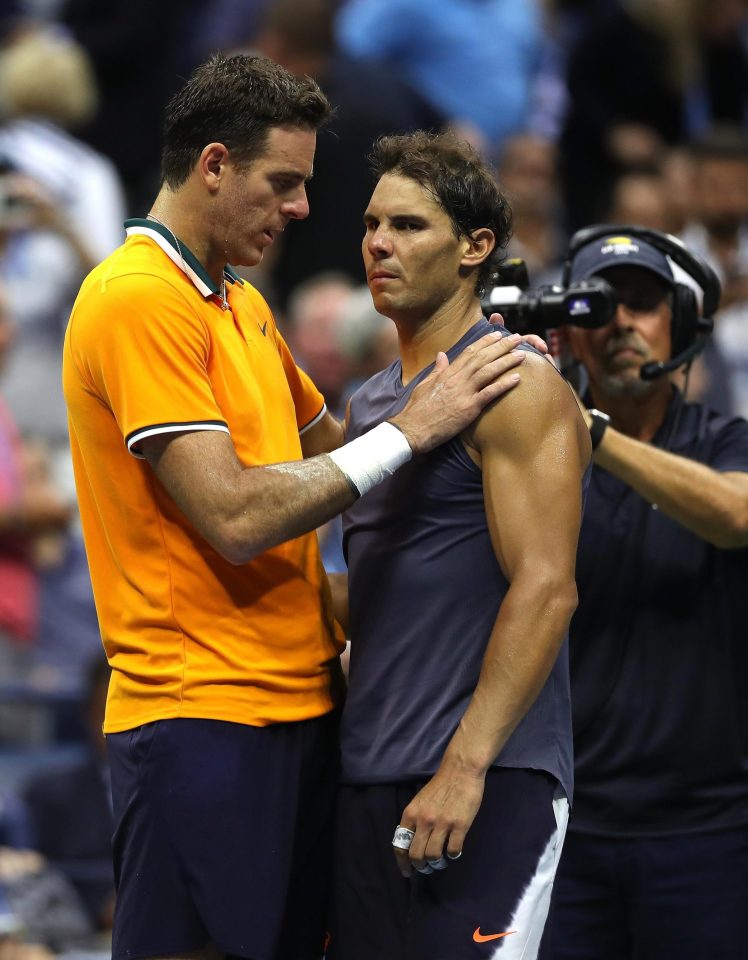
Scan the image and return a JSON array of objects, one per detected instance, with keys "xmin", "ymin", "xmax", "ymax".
[{"xmin": 70, "ymin": 272, "xmax": 229, "ymax": 456}]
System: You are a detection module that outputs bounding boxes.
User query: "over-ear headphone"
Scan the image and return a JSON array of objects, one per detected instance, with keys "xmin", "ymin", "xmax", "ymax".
[{"xmin": 563, "ymin": 224, "xmax": 722, "ymax": 380}]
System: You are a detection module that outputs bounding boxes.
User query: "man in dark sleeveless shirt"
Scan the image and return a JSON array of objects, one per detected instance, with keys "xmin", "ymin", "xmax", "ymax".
[{"xmin": 326, "ymin": 132, "xmax": 591, "ymax": 960}]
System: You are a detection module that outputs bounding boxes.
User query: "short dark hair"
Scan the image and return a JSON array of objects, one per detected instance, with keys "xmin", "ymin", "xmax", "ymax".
[
  {"xmin": 161, "ymin": 54, "xmax": 332, "ymax": 188},
  {"xmin": 369, "ymin": 130, "xmax": 513, "ymax": 294}
]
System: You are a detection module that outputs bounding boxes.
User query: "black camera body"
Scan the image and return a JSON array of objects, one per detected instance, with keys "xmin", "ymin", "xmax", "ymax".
[
  {"xmin": 483, "ymin": 224, "xmax": 722, "ymax": 381},
  {"xmin": 481, "ymin": 258, "xmax": 617, "ymax": 337}
]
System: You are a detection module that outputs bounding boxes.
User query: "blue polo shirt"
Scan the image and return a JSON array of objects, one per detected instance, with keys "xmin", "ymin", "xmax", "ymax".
[{"xmin": 570, "ymin": 391, "xmax": 748, "ymax": 836}]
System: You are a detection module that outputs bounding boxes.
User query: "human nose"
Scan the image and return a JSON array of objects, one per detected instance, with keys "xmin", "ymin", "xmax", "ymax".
[
  {"xmin": 366, "ymin": 225, "xmax": 392, "ymax": 258},
  {"xmin": 612, "ymin": 300, "xmax": 638, "ymax": 331},
  {"xmin": 283, "ymin": 185, "xmax": 309, "ymax": 221}
]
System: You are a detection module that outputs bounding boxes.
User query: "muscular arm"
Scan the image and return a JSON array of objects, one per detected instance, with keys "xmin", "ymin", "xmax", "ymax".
[
  {"xmin": 141, "ymin": 429, "xmax": 356, "ymax": 564},
  {"xmin": 397, "ymin": 357, "xmax": 589, "ymax": 874},
  {"xmin": 327, "ymin": 572, "xmax": 349, "ymax": 635},
  {"xmin": 141, "ymin": 331, "xmax": 527, "ymax": 565},
  {"xmin": 300, "ymin": 410, "xmax": 345, "ymax": 458},
  {"xmin": 591, "ymin": 426, "xmax": 748, "ymax": 549}
]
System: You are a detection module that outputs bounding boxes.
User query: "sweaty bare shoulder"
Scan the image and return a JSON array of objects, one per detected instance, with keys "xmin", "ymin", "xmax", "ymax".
[{"xmin": 472, "ymin": 351, "xmax": 590, "ymax": 469}]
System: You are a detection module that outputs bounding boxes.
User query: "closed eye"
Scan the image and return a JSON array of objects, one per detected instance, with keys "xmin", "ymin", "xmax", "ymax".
[{"xmin": 271, "ymin": 175, "xmax": 306, "ymax": 193}]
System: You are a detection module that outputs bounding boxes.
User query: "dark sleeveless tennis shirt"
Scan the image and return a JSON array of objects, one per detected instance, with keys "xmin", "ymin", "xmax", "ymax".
[{"xmin": 340, "ymin": 318, "xmax": 581, "ymax": 800}]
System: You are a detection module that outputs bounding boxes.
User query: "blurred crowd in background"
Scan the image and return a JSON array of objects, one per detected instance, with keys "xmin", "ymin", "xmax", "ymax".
[{"xmin": 0, "ymin": 0, "xmax": 746, "ymax": 954}]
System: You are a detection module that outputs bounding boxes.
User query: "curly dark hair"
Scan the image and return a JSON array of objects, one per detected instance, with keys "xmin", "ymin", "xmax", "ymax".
[
  {"xmin": 369, "ymin": 131, "xmax": 513, "ymax": 295},
  {"xmin": 161, "ymin": 54, "xmax": 332, "ymax": 188}
]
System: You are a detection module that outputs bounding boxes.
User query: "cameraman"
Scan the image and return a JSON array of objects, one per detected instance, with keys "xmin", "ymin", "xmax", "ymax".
[{"xmin": 549, "ymin": 229, "xmax": 748, "ymax": 959}]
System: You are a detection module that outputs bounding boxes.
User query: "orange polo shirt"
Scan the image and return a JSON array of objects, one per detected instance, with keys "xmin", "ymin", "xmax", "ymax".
[{"xmin": 63, "ymin": 219, "xmax": 344, "ymax": 733}]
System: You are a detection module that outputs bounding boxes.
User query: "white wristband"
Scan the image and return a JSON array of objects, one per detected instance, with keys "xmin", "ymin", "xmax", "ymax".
[{"xmin": 328, "ymin": 421, "xmax": 412, "ymax": 497}]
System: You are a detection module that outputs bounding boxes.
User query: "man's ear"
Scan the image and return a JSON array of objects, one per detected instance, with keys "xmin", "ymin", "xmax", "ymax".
[
  {"xmin": 461, "ymin": 227, "xmax": 495, "ymax": 269},
  {"xmin": 199, "ymin": 142, "xmax": 230, "ymax": 192}
]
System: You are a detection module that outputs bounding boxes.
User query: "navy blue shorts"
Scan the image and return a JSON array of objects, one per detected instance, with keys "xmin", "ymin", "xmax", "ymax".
[
  {"xmin": 327, "ymin": 767, "xmax": 569, "ymax": 960},
  {"xmin": 107, "ymin": 712, "xmax": 339, "ymax": 960},
  {"xmin": 549, "ymin": 824, "xmax": 748, "ymax": 959}
]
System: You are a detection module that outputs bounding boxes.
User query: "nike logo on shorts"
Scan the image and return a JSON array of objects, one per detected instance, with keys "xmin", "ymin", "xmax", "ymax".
[{"xmin": 473, "ymin": 927, "xmax": 516, "ymax": 943}]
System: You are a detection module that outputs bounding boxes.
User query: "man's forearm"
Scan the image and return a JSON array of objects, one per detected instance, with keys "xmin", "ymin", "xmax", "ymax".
[
  {"xmin": 326, "ymin": 572, "xmax": 349, "ymax": 634},
  {"xmin": 153, "ymin": 445, "xmax": 358, "ymax": 565},
  {"xmin": 595, "ymin": 427, "xmax": 748, "ymax": 548},
  {"xmin": 144, "ymin": 331, "xmax": 530, "ymax": 564},
  {"xmin": 442, "ymin": 576, "xmax": 578, "ymax": 777}
]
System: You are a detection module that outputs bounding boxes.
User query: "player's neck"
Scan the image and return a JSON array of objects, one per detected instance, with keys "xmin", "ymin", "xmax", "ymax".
[
  {"xmin": 149, "ymin": 188, "xmax": 225, "ymax": 288},
  {"xmin": 397, "ymin": 296, "xmax": 484, "ymax": 385}
]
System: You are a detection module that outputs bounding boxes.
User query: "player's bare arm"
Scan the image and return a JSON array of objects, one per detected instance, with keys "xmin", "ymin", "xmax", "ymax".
[
  {"xmin": 301, "ymin": 330, "xmax": 545, "ymax": 461},
  {"xmin": 301, "ymin": 410, "xmax": 345, "ymax": 458},
  {"xmin": 327, "ymin": 572, "xmax": 349, "ymax": 635},
  {"xmin": 391, "ymin": 332, "xmax": 527, "ymax": 454},
  {"xmin": 395, "ymin": 354, "xmax": 589, "ymax": 877},
  {"xmin": 140, "ymin": 331, "xmax": 527, "ymax": 565}
]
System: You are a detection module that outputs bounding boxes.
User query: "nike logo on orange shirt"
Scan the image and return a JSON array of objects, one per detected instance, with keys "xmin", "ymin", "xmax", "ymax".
[
  {"xmin": 473, "ymin": 927, "xmax": 516, "ymax": 943},
  {"xmin": 259, "ymin": 320, "xmax": 268, "ymax": 336}
]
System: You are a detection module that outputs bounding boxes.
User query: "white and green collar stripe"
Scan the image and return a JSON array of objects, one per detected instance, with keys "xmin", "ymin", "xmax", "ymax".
[{"xmin": 124, "ymin": 218, "xmax": 243, "ymax": 299}]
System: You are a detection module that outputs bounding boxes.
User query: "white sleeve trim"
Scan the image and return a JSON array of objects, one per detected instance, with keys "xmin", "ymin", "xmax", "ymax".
[
  {"xmin": 126, "ymin": 421, "xmax": 230, "ymax": 459},
  {"xmin": 299, "ymin": 403, "xmax": 328, "ymax": 436}
]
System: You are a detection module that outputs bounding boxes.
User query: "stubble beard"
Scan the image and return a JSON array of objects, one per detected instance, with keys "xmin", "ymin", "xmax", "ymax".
[{"xmin": 597, "ymin": 366, "xmax": 654, "ymax": 399}]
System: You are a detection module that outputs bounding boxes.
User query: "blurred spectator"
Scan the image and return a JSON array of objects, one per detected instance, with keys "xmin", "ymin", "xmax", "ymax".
[
  {"xmin": 33, "ymin": 531, "xmax": 103, "ymax": 700},
  {"xmin": 0, "ymin": 26, "xmax": 126, "ymax": 260},
  {"xmin": 681, "ymin": 125, "xmax": 748, "ymax": 308},
  {"xmin": 681, "ymin": 126, "xmax": 748, "ymax": 420},
  {"xmin": 660, "ymin": 145, "xmax": 696, "ymax": 235},
  {"xmin": 497, "ymin": 131, "xmax": 566, "ymax": 283},
  {"xmin": 284, "ymin": 272, "xmax": 356, "ymax": 419},
  {"xmin": 14, "ymin": 437, "xmax": 101, "ymax": 702},
  {"xmin": 603, "ymin": 163, "xmax": 736, "ymax": 416},
  {"xmin": 0, "ymin": 847, "xmax": 92, "ymax": 952},
  {"xmin": 524, "ymin": 0, "xmax": 595, "ymax": 145},
  {"xmin": 252, "ymin": 0, "xmax": 442, "ymax": 306},
  {"xmin": 0, "ymin": 166, "xmax": 91, "ymax": 456},
  {"xmin": 57, "ymin": 0, "xmax": 204, "ymax": 214},
  {"xmin": 0, "ymin": 21, "xmax": 106, "ymax": 704},
  {"xmin": 186, "ymin": 0, "xmax": 275, "ymax": 66},
  {"xmin": 0, "ymin": 28, "xmax": 126, "ymax": 452},
  {"xmin": 338, "ymin": 284, "xmax": 399, "ymax": 400},
  {"xmin": 0, "ymin": 287, "xmax": 71, "ymax": 698},
  {"xmin": 335, "ymin": 0, "xmax": 544, "ymax": 154},
  {"xmin": 0, "ymin": 292, "xmax": 76, "ymax": 751},
  {"xmin": 21, "ymin": 657, "xmax": 113, "ymax": 932},
  {"xmin": 559, "ymin": 0, "xmax": 748, "ymax": 231},
  {"xmin": 608, "ymin": 170, "xmax": 683, "ymax": 235}
]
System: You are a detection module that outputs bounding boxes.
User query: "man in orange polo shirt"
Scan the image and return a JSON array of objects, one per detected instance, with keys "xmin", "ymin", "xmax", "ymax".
[{"xmin": 63, "ymin": 54, "xmax": 531, "ymax": 960}]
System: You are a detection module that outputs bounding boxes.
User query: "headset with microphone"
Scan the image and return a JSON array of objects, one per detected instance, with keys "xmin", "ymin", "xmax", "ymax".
[{"xmin": 563, "ymin": 225, "xmax": 722, "ymax": 380}]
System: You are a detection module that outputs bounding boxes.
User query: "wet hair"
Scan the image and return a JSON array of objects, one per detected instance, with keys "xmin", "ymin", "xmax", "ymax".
[
  {"xmin": 161, "ymin": 53, "xmax": 331, "ymax": 188},
  {"xmin": 369, "ymin": 130, "xmax": 513, "ymax": 294}
]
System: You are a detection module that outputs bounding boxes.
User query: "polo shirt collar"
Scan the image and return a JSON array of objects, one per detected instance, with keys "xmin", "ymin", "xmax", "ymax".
[
  {"xmin": 583, "ymin": 385, "xmax": 688, "ymax": 450},
  {"xmin": 124, "ymin": 218, "xmax": 243, "ymax": 299}
]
